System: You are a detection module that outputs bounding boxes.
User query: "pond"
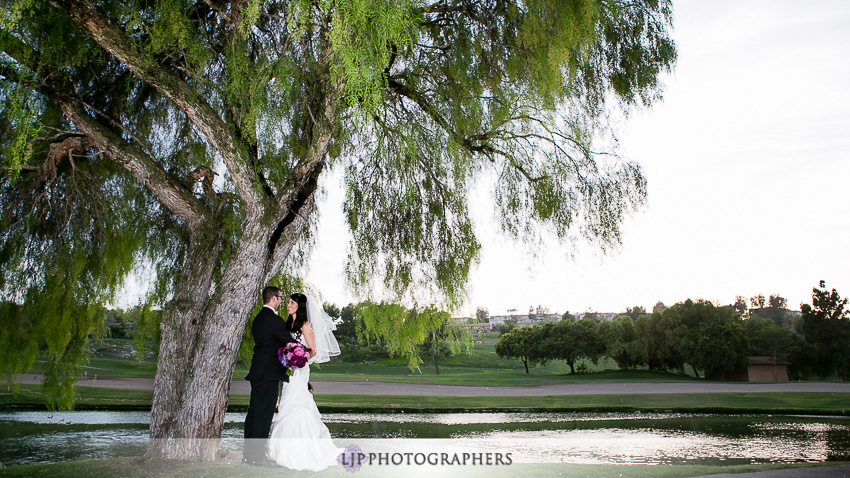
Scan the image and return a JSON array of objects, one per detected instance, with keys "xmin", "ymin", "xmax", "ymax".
[{"xmin": 1, "ymin": 411, "xmax": 849, "ymax": 467}]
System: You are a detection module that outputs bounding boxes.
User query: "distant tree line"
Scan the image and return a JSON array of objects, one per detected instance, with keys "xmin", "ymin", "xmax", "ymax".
[
  {"xmin": 94, "ymin": 300, "xmax": 470, "ymax": 374},
  {"xmin": 496, "ymin": 281, "xmax": 849, "ymax": 381}
]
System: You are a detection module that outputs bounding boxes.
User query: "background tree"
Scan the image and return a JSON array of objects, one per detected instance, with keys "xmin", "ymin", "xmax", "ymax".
[
  {"xmin": 625, "ymin": 306, "xmax": 646, "ymax": 321},
  {"xmin": 475, "ymin": 307, "xmax": 489, "ymax": 325},
  {"xmin": 332, "ymin": 304, "xmax": 360, "ymax": 356},
  {"xmin": 497, "ymin": 317, "xmax": 519, "ymax": 335},
  {"xmin": 652, "ymin": 301, "xmax": 667, "ymax": 314},
  {"xmin": 801, "ymin": 281, "xmax": 850, "ymax": 381},
  {"xmin": 356, "ymin": 302, "xmax": 466, "ymax": 372},
  {"xmin": 768, "ymin": 294, "xmax": 788, "ymax": 310},
  {"xmin": 323, "ymin": 303, "xmax": 342, "ymax": 320},
  {"xmin": 675, "ymin": 301, "xmax": 748, "ymax": 379},
  {"xmin": 684, "ymin": 319, "xmax": 748, "ymax": 379},
  {"xmin": 750, "ymin": 294, "xmax": 766, "ymax": 309},
  {"xmin": 732, "ymin": 296, "xmax": 748, "ymax": 316},
  {"xmin": 418, "ymin": 317, "xmax": 471, "ymax": 374},
  {"xmin": 743, "ymin": 315, "xmax": 801, "ymax": 379},
  {"xmin": 743, "ymin": 293, "xmax": 790, "ymax": 326},
  {"xmin": 0, "ymin": 0, "xmax": 676, "ymax": 460},
  {"xmin": 322, "ymin": 302, "xmax": 362, "ymax": 356},
  {"xmin": 763, "ymin": 293, "xmax": 789, "ymax": 326},
  {"xmin": 495, "ymin": 326, "xmax": 536, "ymax": 374},
  {"xmin": 636, "ymin": 309, "xmax": 685, "ymax": 373},
  {"xmin": 599, "ymin": 314, "xmax": 646, "ymax": 369},
  {"xmin": 548, "ymin": 318, "xmax": 604, "ymax": 374}
]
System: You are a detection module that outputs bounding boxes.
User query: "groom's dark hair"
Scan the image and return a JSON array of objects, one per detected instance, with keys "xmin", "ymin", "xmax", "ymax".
[{"xmin": 262, "ymin": 286, "xmax": 281, "ymax": 304}]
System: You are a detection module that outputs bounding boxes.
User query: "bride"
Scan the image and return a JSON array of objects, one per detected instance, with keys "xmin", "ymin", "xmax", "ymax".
[{"xmin": 267, "ymin": 292, "xmax": 341, "ymax": 470}]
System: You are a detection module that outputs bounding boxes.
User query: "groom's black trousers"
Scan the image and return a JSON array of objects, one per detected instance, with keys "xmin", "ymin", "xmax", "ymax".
[{"xmin": 243, "ymin": 380, "xmax": 279, "ymax": 461}]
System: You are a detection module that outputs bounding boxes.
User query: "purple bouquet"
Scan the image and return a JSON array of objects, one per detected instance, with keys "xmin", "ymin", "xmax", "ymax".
[{"xmin": 278, "ymin": 342, "xmax": 310, "ymax": 375}]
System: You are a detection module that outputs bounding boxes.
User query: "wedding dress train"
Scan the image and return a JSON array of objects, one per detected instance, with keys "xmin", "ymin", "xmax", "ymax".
[{"xmin": 267, "ymin": 359, "xmax": 340, "ymax": 470}]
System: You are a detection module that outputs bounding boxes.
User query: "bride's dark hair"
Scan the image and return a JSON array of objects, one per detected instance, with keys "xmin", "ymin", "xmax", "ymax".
[{"xmin": 287, "ymin": 293, "xmax": 309, "ymax": 334}]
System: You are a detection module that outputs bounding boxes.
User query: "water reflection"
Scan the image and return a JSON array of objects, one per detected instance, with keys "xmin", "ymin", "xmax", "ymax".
[
  {"xmin": 1, "ymin": 411, "xmax": 848, "ymax": 467},
  {"xmin": 476, "ymin": 431, "xmax": 832, "ymax": 465}
]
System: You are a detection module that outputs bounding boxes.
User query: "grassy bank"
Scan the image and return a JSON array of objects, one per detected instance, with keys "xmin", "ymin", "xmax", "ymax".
[
  {"xmin": 311, "ymin": 392, "xmax": 850, "ymax": 415},
  {"xmin": 2, "ymin": 384, "xmax": 847, "ymax": 415}
]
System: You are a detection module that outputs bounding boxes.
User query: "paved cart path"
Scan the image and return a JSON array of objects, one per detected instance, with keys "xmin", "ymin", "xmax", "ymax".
[{"xmin": 15, "ymin": 375, "xmax": 850, "ymax": 396}]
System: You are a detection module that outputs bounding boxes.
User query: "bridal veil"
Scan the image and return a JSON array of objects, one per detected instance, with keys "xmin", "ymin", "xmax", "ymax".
[{"xmin": 304, "ymin": 294, "xmax": 341, "ymax": 363}]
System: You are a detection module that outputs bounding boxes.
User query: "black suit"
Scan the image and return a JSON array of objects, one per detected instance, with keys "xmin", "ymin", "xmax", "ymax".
[{"xmin": 243, "ymin": 306, "xmax": 295, "ymax": 462}]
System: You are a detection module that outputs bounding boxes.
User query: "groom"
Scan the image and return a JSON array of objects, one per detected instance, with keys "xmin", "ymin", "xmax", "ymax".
[{"xmin": 243, "ymin": 286, "xmax": 296, "ymax": 465}]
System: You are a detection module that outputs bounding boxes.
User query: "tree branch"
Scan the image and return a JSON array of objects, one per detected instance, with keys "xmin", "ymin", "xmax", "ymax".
[
  {"xmin": 45, "ymin": 0, "xmax": 263, "ymax": 215},
  {"xmin": 265, "ymin": 47, "xmax": 342, "ymax": 276},
  {"xmin": 53, "ymin": 93, "xmax": 211, "ymax": 232},
  {"xmin": 199, "ymin": 0, "xmax": 237, "ymax": 28},
  {"xmin": 386, "ymin": 78, "xmax": 545, "ymax": 182},
  {"xmin": 262, "ymin": 192, "xmax": 315, "ymax": 286},
  {"xmin": 267, "ymin": 91, "xmax": 336, "ymax": 262},
  {"xmin": 46, "ymin": 87, "xmax": 210, "ymax": 231},
  {"xmin": 387, "ymin": 78, "xmax": 495, "ymax": 154},
  {"xmin": 1, "ymin": 35, "xmax": 212, "ymax": 232},
  {"xmin": 0, "ymin": 164, "xmax": 38, "ymax": 175}
]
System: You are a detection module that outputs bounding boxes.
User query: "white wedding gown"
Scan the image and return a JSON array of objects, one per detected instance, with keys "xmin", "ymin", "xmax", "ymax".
[{"xmin": 267, "ymin": 347, "xmax": 340, "ymax": 471}]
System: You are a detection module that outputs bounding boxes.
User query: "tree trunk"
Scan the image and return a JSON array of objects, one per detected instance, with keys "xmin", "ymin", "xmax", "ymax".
[
  {"xmin": 146, "ymin": 227, "xmax": 222, "ymax": 460},
  {"xmin": 145, "ymin": 214, "xmax": 320, "ymax": 460},
  {"xmin": 24, "ymin": 0, "xmax": 337, "ymax": 462},
  {"xmin": 523, "ymin": 358, "xmax": 529, "ymax": 374},
  {"xmin": 146, "ymin": 218, "xmax": 294, "ymax": 461},
  {"xmin": 567, "ymin": 361, "xmax": 575, "ymax": 374},
  {"xmin": 432, "ymin": 350, "xmax": 440, "ymax": 375}
]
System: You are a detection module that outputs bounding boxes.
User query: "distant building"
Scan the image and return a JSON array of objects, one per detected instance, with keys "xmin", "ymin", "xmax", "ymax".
[
  {"xmin": 488, "ymin": 313, "xmax": 565, "ymax": 329},
  {"xmin": 727, "ymin": 356, "xmax": 789, "ymax": 382},
  {"xmin": 572, "ymin": 312, "xmax": 619, "ymax": 321},
  {"xmin": 528, "ymin": 313, "xmax": 561, "ymax": 325},
  {"xmin": 488, "ymin": 314, "xmax": 527, "ymax": 328},
  {"xmin": 450, "ymin": 317, "xmax": 490, "ymax": 334}
]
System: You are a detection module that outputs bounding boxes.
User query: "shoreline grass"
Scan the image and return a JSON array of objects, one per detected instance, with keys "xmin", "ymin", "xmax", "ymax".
[{"xmin": 2, "ymin": 384, "xmax": 848, "ymax": 416}]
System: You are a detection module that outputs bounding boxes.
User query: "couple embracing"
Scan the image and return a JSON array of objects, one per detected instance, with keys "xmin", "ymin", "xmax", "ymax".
[{"xmin": 243, "ymin": 286, "xmax": 341, "ymax": 470}]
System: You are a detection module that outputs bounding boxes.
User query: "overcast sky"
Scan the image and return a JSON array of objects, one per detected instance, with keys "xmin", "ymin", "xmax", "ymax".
[{"xmin": 303, "ymin": 0, "xmax": 850, "ymax": 317}]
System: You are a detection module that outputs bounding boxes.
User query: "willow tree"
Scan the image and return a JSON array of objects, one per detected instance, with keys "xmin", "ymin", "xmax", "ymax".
[{"xmin": 0, "ymin": 0, "xmax": 676, "ymax": 461}]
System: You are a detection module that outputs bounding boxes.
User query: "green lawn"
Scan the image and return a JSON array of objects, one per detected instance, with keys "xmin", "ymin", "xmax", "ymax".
[
  {"xmin": 3, "ymin": 383, "xmax": 847, "ymax": 415},
  {"xmin": 83, "ymin": 357, "xmax": 158, "ymax": 378},
  {"xmin": 290, "ymin": 336, "xmax": 702, "ymax": 387},
  {"xmin": 74, "ymin": 336, "xmax": 702, "ymax": 387},
  {"xmin": 1, "ymin": 384, "xmax": 155, "ymax": 410},
  {"xmin": 29, "ymin": 338, "xmax": 158, "ymax": 378}
]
